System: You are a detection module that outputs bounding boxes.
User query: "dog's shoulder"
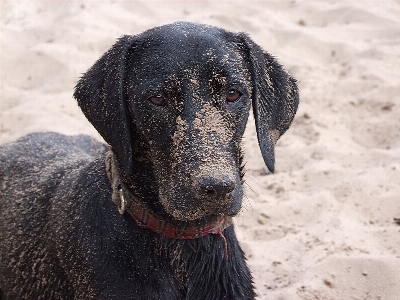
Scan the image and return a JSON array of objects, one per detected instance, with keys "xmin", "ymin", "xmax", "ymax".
[
  {"xmin": 0, "ymin": 132, "xmax": 107, "ymax": 174},
  {"xmin": 0, "ymin": 131, "xmax": 109, "ymax": 238},
  {"xmin": 0, "ymin": 132, "xmax": 108, "ymax": 206}
]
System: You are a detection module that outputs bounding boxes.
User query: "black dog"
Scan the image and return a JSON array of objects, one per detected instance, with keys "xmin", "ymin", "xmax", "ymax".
[{"xmin": 0, "ymin": 22, "xmax": 298, "ymax": 299}]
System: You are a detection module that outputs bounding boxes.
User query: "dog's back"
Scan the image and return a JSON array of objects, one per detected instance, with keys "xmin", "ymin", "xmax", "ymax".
[{"xmin": 0, "ymin": 132, "xmax": 107, "ymax": 299}]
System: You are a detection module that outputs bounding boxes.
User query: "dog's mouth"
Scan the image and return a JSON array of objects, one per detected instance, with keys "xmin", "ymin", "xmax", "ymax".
[{"xmin": 158, "ymin": 174, "xmax": 243, "ymax": 222}]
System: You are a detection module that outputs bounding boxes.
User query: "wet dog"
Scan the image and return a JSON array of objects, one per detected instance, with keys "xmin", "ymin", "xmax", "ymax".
[{"xmin": 0, "ymin": 22, "xmax": 298, "ymax": 299}]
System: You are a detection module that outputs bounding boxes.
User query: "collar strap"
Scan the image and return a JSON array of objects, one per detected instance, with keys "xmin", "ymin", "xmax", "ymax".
[{"xmin": 119, "ymin": 188, "xmax": 233, "ymax": 240}]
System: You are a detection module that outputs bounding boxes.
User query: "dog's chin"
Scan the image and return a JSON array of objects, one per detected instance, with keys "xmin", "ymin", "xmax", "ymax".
[
  {"xmin": 159, "ymin": 193, "xmax": 242, "ymax": 222},
  {"xmin": 163, "ymin": 205, "xmax": 213, "ymax": 222}
]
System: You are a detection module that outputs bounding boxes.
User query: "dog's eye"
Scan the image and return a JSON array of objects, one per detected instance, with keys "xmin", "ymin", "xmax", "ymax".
[
  {"xmin": 226, "ymin": 89, "xmax": 242, "ymax": 102},
  {"xmin": 148, "ymin": 94, "xmax": 165, "ymax": 106}
]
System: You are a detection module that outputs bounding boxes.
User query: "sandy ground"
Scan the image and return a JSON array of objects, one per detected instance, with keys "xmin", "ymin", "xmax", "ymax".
[{"xmin": 1, "ymin": 1, "xmax": 400, "ymax": 299}]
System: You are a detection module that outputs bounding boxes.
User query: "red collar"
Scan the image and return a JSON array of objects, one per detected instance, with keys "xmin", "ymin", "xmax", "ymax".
[{"xmin": 119, "ymin": 188, "xmax": 233, "ymax": 240}]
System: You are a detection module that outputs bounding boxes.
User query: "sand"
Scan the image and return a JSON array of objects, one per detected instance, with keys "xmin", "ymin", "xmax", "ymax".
[{"xmin": 1, "ymin": 0, "xmax": 399, "ymax": 299}]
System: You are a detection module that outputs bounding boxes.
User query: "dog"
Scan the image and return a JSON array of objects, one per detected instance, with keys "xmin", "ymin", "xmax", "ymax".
[{"xmin": 0, "ymin": 22, "xmax": 299, "ymax": 299}]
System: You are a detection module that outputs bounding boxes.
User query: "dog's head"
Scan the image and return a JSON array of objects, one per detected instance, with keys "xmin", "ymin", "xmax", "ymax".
[{"xmin": 74, "ymin": 22, "xmax": 298, "ymax": 222}]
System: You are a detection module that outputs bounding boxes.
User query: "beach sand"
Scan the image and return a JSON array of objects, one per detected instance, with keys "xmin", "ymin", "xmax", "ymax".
[{"xmin": 1, "ymin": 1, "xmax": 399, "ymax": 299}]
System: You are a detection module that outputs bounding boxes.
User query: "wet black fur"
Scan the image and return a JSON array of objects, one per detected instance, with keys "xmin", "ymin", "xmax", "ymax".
[{"xmin": 0, "ymin": 22, "xmax": 298, "ymax": 299}]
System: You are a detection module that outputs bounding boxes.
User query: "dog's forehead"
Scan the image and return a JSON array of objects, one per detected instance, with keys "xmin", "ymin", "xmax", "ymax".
[
  {"xmin": 131, "ymin": 23, "xmax": 245, "ymax": 77},
  {"xmin": 141, "ymin": 22, "xmax": 232, "ymax": 50}
]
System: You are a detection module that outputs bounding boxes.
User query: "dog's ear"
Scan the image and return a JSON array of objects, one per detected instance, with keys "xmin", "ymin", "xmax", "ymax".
[
  {"xmin": 239, "ymin": 34, "xmax": 299, "ymax": 173},
  {"xmin": 74, "ymin": 36, "xmax": 135, "ymax": 178}
]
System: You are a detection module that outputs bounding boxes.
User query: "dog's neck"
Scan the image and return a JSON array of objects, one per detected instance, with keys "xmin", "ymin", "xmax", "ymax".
[{"xmin": 105, "ymin": 151, "xmax": 233, "ymax": 241}]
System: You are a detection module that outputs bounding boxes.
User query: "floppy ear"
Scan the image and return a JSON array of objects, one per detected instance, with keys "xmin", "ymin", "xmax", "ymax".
[
  {"xmin": 239, "ymin": 34, "xmax": 299, "ymax": 173},
  {"xmin": 74, "ymin": 36, "xmax": 135, "ymax": 178}
]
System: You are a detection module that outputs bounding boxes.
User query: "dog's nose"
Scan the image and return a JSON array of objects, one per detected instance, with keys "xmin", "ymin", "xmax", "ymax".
[{"xmin": 197, "ymin": 175, "xmax": 235, "ymax": 202}]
